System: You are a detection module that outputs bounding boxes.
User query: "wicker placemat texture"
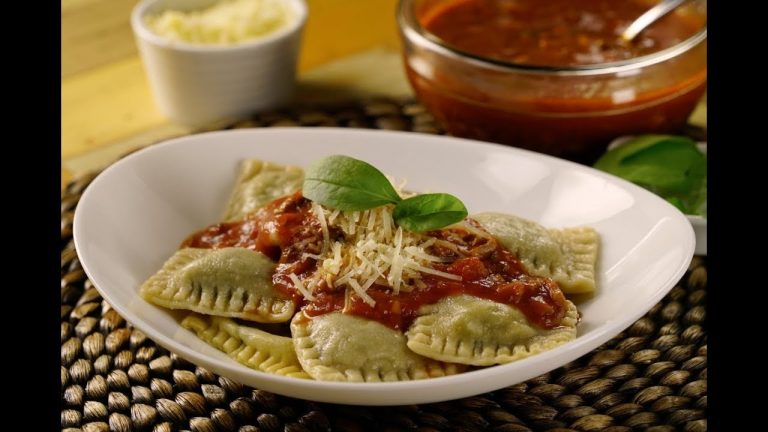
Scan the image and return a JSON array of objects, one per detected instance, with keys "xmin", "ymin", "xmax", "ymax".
[{"xmin": 62, "ymin": 99, "xmax": 707, "ymax": 432}]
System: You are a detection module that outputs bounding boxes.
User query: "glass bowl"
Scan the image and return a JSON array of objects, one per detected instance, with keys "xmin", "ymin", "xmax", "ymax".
[{"xmin": 397, "ymin": 0, "xmax": 707, "ymax": 162}]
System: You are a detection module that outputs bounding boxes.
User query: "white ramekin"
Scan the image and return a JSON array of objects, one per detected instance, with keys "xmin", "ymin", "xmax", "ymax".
[{"xmin": 131, "ymin": 0, "xmax": 307, "ymax": 127}]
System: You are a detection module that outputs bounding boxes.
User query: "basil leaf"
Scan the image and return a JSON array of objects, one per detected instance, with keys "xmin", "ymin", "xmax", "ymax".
[
  {"xmin": 393, "ymin": 193, "xmax": 468, "ymax": 232},
  {"xmin": 303, "ymin": 155, "xmax": 403, "ymax": 211},
  {"xmin": 692, "ymin": 178, "xmax": 707, "ymax": 217},
  {"xmin": 594, "ymin": 135, "xmax": 707, "ymax": 216},
  {"xmin": 303, "ymin": 155, "xmax": 471, "ymax": 230},
  {"xmin": 617, "ymin": 138, "xmax": 705, "ymax": 192}
]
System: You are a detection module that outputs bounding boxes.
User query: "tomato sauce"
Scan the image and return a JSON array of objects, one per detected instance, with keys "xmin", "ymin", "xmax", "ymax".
[
  {"xmin": 422, "ymin": 0, "xmax": 700, "ymax": 67},
  {"xmin": 182, "ymin": 192, "xmax": 323, "ymax": 261},
  {"xmin": 182, "ymin": 194, "xmax": 567, "ymax": 331},
  {"xmin": 322, "ymin": 246, "xmax": 566, "ymax": 330},
  {"xmin": 406, "ymin": 0, "xmax": 707, "ymax": 161}
]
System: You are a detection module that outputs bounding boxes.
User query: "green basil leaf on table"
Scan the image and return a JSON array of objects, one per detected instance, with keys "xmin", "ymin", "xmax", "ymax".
[
  {"xmin": 303, "ymin": 155, "xmax": 402, "ymax": 211},
  {"xmin": 692, "ymin": 179, "xmax": 707, "ymax": 216},
  {"xmin": 593, "ymin": 135, "xmax": 707, "ymax": 216},
  {"xmin": 393, "ymin": 193, "xmax": 468, "ymax": 232}
]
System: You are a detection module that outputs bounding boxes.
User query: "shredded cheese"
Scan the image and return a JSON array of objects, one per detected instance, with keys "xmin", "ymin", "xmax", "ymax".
[
  {"xmin": 283, "ymin": 181, "xmax": 493, "ymax": 306},
  {"xmin": 311, "ymin": 202, "xmax": 330, "ymax": 254},
  {"xmin": 288, "ymin": 273, "xmax": 315, "ymax": 301},
  {"xmin": 294, "ymin": 203, "xmax": 463, "ymax": 306},
  {"xmin": 145, "ymin": 0, "xmax": 295, "ymax": 45}
]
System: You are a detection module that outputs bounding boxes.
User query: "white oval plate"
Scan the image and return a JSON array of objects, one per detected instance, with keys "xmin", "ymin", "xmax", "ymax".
[{"xmin": 74, "ymin": 128, "xmax": 694, "ymax": 406}]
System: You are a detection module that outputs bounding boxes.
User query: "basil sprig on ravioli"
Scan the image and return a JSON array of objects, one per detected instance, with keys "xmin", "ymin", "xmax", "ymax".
[{"xmin": 303, "ymin": 155, "xmax": 468, "ymax": 232}]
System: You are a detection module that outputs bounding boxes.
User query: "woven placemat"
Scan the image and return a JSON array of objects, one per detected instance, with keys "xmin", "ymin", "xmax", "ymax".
[{"xmin": 62, "ymin": 98, "xmax": 707, "ymax": 432}]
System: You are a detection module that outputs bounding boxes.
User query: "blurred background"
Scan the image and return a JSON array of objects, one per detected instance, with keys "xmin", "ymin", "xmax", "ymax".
[
  {"xmin": 62, "ymin": 0, "xmax": 409, "ymax": 187},
  {"xmin": 62, "ymin": 0, "xmax": 706, "ymax": 186}
]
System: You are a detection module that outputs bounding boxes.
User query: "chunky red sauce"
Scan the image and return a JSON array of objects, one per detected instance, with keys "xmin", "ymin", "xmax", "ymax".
[
  {"xmin": 422, "ymin": 0, "xmax": 701, "ymax": 67},
  {"xmin": 319, "ymin": 245, "xmax": 566, "ymax": 330},
  {"xmin": 183, "ymin": 193, "xmax": 567, "ymax": 331},
  {"xmin": 182, "ymin": 192, "xmax": 324, "ymax": 261},
  {"xmin": 406, "ymin": 0, "xmax": 707, "ymax": 161}
]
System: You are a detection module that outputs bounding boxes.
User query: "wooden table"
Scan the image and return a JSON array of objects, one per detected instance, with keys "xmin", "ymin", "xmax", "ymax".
[{"xmin": 61, "ymin": 0, "xmax": 707, "ymax": 187}]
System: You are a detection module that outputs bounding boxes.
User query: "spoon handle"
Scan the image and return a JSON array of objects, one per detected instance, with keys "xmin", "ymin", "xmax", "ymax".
[{"xmin": 621, "ymin": 0, "xmax": 692, "ymax": 42}]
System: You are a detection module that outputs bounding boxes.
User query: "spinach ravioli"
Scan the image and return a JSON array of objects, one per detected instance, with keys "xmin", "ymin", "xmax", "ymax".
[
  {"xmin": 406, "ymin": 295, "xmax": 579, "ymax": 366},
  {"xmin": 139, "ymin": 247, "xmax": 295, "ymax": 323},
  {"xmin": 472, "ymin": 212, "xmax": 599, "ymax": 295},
  {"xmin": 181, "ymin": 314, "xmax": 309, "ymax": 378},
  {"xmin": 291, "ymin": 311, "xmax": 464, "ymax": 382},
  {"xmin": 139, "ymin": 158, "xmax": 599, "ymax": 380}
]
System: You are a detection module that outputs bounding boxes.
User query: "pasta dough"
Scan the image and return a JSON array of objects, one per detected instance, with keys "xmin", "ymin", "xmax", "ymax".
[
  {"xmin": 406, "ymin": 294, "xmax": 579, "ymax": 366},
  {"xmin": 182, "ymin": 314, "xmax": 309, "ymax": 378},
  {"xmin": 473, "ymin": 212, "xmax": 599, "ymax": 294},
  {"xmin": 139, "ymin": 247, "xmax": 295, "ymax": 322},
  {"xmin": 222, "ymin": 159, "xmax": 304, "ymax": 221},
  {"xmin": 290, "ymin": 311, "xmax": 464, "ymax": 382}
]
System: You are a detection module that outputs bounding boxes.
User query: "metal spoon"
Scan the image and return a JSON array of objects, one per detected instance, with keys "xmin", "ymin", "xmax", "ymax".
[{"xmin": 621, "ymin": 0, "xmax": 693, "ymax": 42}]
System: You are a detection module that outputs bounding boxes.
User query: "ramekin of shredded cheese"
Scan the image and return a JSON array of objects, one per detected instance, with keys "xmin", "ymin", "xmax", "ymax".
[
  {"xmin": 131, "ymin": 0, "xmax": 307, "ymax": 126},
  {"xmin": 145, "ymin": 0, "xmax": 295, "ymax": 45}
]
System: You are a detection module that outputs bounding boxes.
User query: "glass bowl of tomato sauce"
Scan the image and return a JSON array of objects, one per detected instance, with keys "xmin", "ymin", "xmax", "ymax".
[{"xmin": 397, "ymin": 0, "xmax": 707, "ymax": 162}]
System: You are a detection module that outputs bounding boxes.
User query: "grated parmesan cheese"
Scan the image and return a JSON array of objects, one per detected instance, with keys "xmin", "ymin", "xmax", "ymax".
[
  {"xmin": 145, "ymin": 0, "xmax": 295, "ymax": 45},
  {"xmin": 297, "ymin": 203, "xmax": 463, "ymax": 306},
  {"xmin": 288, "ymin": 273, "xmax": 315, "ymax": 301},
  {"xmin": 311, "ymin": 202, "xmax": 330, "ymax": 254}
]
